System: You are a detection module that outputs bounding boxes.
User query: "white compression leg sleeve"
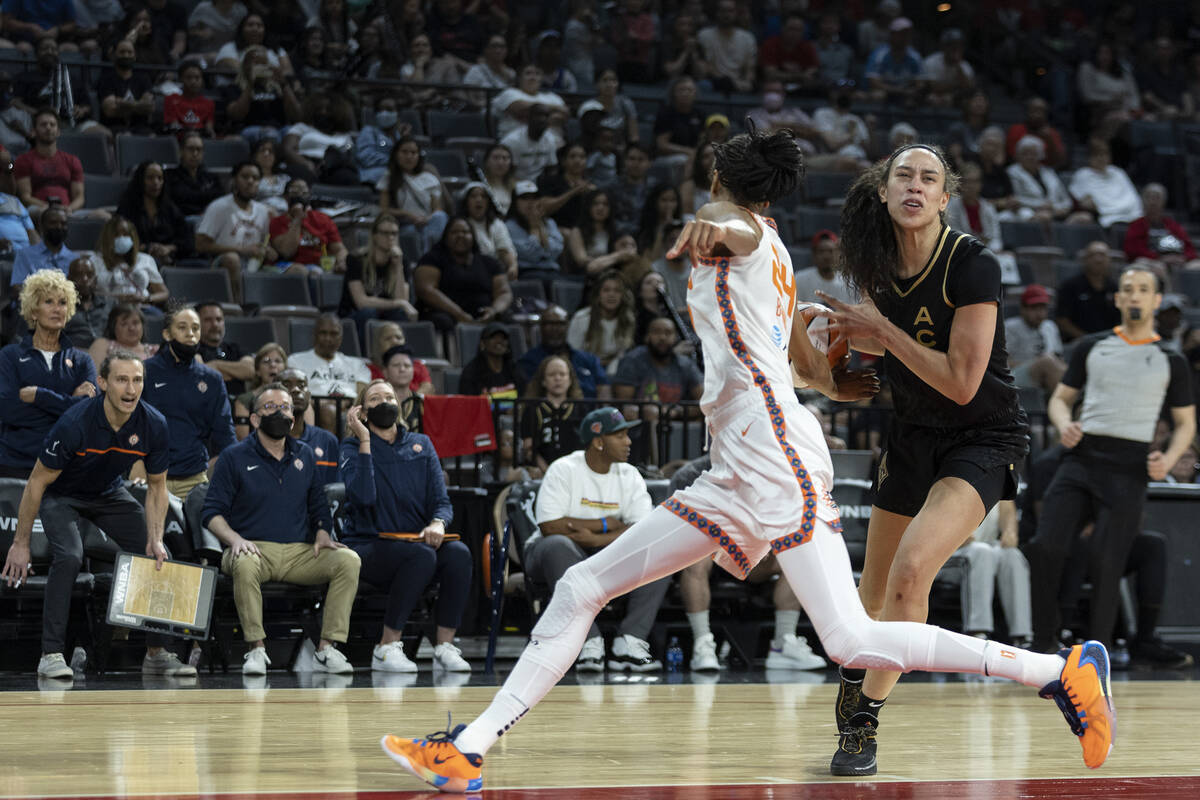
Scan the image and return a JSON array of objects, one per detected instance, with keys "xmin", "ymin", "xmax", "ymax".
[
  {"xmin": 775, "ymin": 519, "xmax": 1064, "ymax": 688},
  {"xmin": 456, "ymin": 507, "xmax": 717, "ymax": 755}
]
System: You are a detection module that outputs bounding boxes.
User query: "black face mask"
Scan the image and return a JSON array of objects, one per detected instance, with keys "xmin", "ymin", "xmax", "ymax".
[
  {"xmin": 42, "ymin": 228, "xmax": 66, "ymax": 247},
  {"xmin": 169, "ymin": 339, "xmax": 198, "ymax": 361},
  {"xmin": 116, "ymin": 57, "xmax": 135, "ymax": 69},
  {"xmin": 366, "ymin": 402, "xmax": 400, "ymax": 429},
  {"xmin": 258, "ymin": 411, "xmax": 292, "ymax": 439}
]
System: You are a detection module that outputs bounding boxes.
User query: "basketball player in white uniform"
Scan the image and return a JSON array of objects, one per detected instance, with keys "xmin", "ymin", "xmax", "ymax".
[{"xmin": 381, "ymin": 128, "xmax": 1114, "ymax": 793}]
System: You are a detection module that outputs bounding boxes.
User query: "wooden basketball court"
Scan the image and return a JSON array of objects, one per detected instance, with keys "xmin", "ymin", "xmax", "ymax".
[{"xmin": 2, "ymin": 674, "xmax": 1197, "ymax": 799}]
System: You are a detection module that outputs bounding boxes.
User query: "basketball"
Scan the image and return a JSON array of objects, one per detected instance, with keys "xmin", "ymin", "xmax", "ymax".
[{"xmin": 792, "ymin": 302, "xmax": 849, "ymax": 388}]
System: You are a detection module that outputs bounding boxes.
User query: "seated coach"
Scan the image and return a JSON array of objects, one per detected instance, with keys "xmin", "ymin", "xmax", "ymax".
[{"xmin": 202, "ymin": 383, "xmax": 361, "ymax": 676}]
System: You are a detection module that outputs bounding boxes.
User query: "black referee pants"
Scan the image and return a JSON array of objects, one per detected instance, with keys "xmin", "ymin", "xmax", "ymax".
[
  {"xmin": 40, "ymin": 487, "xmax": 170, "ymax": 655},
  {"xmin": 1024, "ymin": 452, "xmax": 1147, "ymax": 650}
]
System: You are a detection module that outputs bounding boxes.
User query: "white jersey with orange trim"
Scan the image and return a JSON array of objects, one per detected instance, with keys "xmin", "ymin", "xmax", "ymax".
[
  {"xmin": 687, "ymin": 212, "xmax": 797, "ymax": 414},
  {"xmin": 668, "ymin": 210, "xmax": 840, "ymax": 579}
]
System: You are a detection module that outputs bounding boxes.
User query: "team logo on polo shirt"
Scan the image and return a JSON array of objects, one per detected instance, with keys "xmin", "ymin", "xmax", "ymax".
[
  {"xmin": 197, "ymin": 381, "xmax": 208, "ymax": 393},
  {"xmin": 65, "ymin": 358, "xmax": 73, "ymax": 368},
  {"xmin": 315, "ymin": 447, "xmax": 324, "ymax": 457},
  {"xmin": 294, "ymin": 458, "xmax": 304, "ymax": 471},
  {"xmin": 128, "ymin": 434, "xmax": 139, "ymax": 446},
  {"xmin": 413, "ymin": 443, "xmax": 423, "ymax": 453}
]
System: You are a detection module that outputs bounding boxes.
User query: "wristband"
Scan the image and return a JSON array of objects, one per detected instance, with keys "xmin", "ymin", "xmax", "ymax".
[{"xmin": 602, "ymin": 518, "xmax": 608, "ymax": 534}]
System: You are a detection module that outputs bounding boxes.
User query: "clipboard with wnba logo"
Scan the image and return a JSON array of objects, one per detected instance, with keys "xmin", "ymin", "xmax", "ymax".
[{"xmin": 106, "ymin": 553, "xmax": 218, "ymax": 640}]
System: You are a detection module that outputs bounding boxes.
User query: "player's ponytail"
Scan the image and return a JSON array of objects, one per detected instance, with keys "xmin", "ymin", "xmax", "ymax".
[
  {"xmin": 839, "ymin": 161, "xmax": 896, "ymax": 301},
  {"xmin": 712, "ymin": 120, "xmax": 805, "ymax": 207}
]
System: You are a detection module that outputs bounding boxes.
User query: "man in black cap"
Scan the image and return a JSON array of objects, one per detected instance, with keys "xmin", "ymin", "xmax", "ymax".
[
  {"xmin": 526, "ymin": 407, "xmax": 666, "ymax": 672},
  {"xmin": 459, "ymin": 322, "xmax": 521, "ymax": 401}
]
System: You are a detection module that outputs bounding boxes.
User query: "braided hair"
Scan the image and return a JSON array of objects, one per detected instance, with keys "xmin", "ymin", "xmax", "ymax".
[
  {"xmin": 839, "ymin": 143, "xmax": 960, "ymax": 302},
  {"xmin": 710, "ymin": 121, "xmax": 805, "ymax": 208}
]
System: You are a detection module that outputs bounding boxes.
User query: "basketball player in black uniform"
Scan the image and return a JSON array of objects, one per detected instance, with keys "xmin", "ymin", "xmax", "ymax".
[{"xmin": 817, "ymin": 144, "xmax": 1029, "ymax": 776}]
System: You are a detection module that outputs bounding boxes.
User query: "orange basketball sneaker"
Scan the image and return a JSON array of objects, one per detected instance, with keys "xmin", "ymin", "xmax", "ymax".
[
  {"xmin": 381, "ymin": 720, "xmax": 483, "ymax": 793},
  {"xmin": 1038, "ymin": 640, "xmax": 1116, "ymax": 769}
]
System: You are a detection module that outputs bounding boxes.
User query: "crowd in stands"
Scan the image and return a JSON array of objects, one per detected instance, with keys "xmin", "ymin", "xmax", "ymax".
[{"xmin": 4, "ymin": 0, "xmax": 1200, "ymax": 677}]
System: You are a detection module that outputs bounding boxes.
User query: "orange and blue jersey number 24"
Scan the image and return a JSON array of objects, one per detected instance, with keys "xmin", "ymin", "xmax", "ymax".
[{"xmin": 771, "ymin": 246, "xmax": 795, "ymax": 324}]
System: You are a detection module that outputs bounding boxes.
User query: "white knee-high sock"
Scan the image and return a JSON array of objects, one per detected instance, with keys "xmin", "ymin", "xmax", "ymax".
[
  {"xmin": 774, "ymin": 609, "xmax": 800, "ymax": 639},
  {"xmin": 456, "ymin": 509, "xmax": 717, "ymax": 756},
  {"xmin": 687, "ymin": 610, "xmax": 711, "ymax": 640},
  {"xmin": 775, "ymin": 520, "xmax": 1064, "ymax": 689}
]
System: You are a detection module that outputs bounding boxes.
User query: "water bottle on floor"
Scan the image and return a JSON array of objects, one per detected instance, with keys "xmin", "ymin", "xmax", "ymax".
[{"xmin": 666, "ymin": 637, "xmax": 683, "ymax": 672}]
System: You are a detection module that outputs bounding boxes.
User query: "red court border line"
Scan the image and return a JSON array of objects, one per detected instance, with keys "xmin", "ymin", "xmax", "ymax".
[{"xmin": 14, "ymin": 776, "xmax": 1200, "ymax": 800}]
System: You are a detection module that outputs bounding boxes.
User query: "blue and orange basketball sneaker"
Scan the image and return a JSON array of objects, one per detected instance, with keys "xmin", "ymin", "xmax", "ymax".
[
  {"xmin": 382, "ymin": 720, "xmax": 483, "ymax": 793},
  {"xmin": 1039, "ymin": 640, "xmax": 1116, "ymax": 769}
]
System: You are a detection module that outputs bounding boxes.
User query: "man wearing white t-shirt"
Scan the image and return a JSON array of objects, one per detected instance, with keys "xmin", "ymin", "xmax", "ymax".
[
  {"xmin": 529, "ymin": 407, "xmax": 666, "ymax": 673},
  {"xmin": 793, "ymin": 230, "xmax": 855, "ymax": 306},
  {"xmin": 194, "ymin": 161, "xmax": 274, "ymax": 304},
  {"xmin": 288, "ymin": 314, "xmax": 371, "ymax": 429},
  {"xmin": 1003, "ymin": 284, "xmax": 1065, "ymax": 392},
  {"xmin": 500, "ymin": 105, "xmax": 563, "ymax": 183},
  {"xmin": 492, "ymin": 65, "xmax": 567, "ymax": 139}
]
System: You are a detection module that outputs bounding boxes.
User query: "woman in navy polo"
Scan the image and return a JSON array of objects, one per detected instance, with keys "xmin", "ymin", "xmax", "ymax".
[
  {"xmin": 340, "ymin": 378, "xmax": 473, "ymax": 674},
  {"xmin": 0, "ymin": 270, "xmax": 96, "ymax": 478}
]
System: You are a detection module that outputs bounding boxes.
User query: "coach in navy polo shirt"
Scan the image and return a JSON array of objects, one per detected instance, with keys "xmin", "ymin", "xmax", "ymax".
[
  {"xmin": 0, "ymin": 269, "xmax": 96, "ymax": 478},
  {"xmin": 279, "ymin": 367, "xmax": 339, "ymax": 488},
  {"xmin": 142, "ymin": 306, "xmax": 237, "ymax": 501},
  {"xmin": 201, "ymin": 383, "xmax": 360, "ymax": 676},
  {"xmin": 0, "ymin": 350, "xmax": 197, "ymax": 680},
  {"xmin": 339, "ymin": 378, "xmax": 472, "ymax": 673}
]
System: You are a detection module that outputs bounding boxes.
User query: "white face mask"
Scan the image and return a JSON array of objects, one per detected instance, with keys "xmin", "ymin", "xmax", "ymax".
[{"xmin": 113, "ymin": 235, "xmax": 134, "ymax": 255}]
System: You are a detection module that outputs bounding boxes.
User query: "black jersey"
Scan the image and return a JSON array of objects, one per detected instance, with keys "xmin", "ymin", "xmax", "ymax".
[
  {"xmin": 520, "ymin": 400, "xmax": 584, "ymax": 466},
  {"xmin": 876, "ymin": 226, "xmax": 1023, "ymax": 429}
]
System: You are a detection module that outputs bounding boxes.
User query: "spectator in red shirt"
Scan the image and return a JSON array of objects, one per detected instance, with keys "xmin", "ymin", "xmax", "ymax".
[
  {"xmin": 1124, "ymin": 182, "xmax": 1200, "ymax": 272},
  {"xmin": 1005, "ymin": 96, "xmax": 1067, "ymax": 168},
  {"xmin": 760, "ymin": 14, "xmax": 819, "ymax": 91},
  {"xmin": 13, "ymin": 107, "xmax": 107, "ymax": 221},
  {"xmin": 163, "ymin": 61, "xmax": 215, "ymax": 138},
  {"xmin": 268, "ymin": 178, "xmax": 347, "ymax": 277}
]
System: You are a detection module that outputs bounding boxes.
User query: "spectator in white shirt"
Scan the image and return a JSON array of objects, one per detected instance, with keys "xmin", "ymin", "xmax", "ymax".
[
  {"xmin": 288, "ymin": 313, "xmax": 370, "ymax": 430},
  {"xmin": 812, "ymin": 83, "xmax": 871, "ymax": 163},
  {"xmin": 377, "ymin": 137, "xmax": 449, "ymax": 255},
  {"xmin": 492, "ymin": 64, "xmax": 568, "ymax": 140},
  {"xmin": 500, "ymin": 104, "xmax": 564, "ymax": 183},
  {"xmin": 1069, "ymin": 138, "xmax": 1143, "ymax": 229},
  {"xmin": 923, "ymin": 28, "xmax": 975, "ymax": 107},
  {"xmin": 794, "ymin": 230, "xmax": 855, "ymax": 306},
  {"xmin": 1006, "ymin": 135, "xmax": 1077, "ymax": 222},
  {"xmin": 1003, "ymin": 284, "xmax": 1065, "ymax": 392},
  {"xmin": 194, "ymin": 161, "xmax": 274, "ymax": 304},
  {"xmin": 696, "ymin": 0, "xmax": 758, "ymax": 93},
  {"xmin": 463, "ymin": 35, "xmax": 515, "ymax": 109},
  {"xmin": 93, "ymin": 215, "xmax": 169, "ymax": 313},
  {"xmin": 529, "ymin": 407, "xmax": 666, "ymax": 672}
]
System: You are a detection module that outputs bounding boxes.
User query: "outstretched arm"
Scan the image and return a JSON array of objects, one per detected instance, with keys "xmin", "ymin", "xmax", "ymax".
[{"xmin": 666, "ymin": 201, "xmax": 762, "ymax": 259}]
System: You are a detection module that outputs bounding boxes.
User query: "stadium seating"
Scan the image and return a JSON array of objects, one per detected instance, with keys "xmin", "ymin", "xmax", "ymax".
[{"xmin": 116, "ymin": 135, "xmax": 179, "ymax": 175}]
